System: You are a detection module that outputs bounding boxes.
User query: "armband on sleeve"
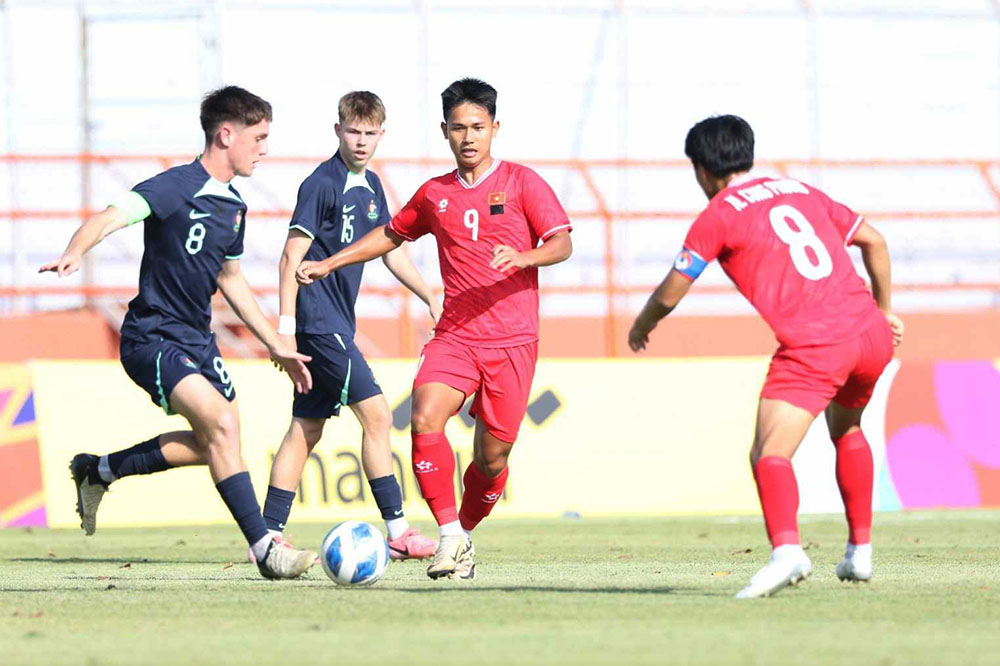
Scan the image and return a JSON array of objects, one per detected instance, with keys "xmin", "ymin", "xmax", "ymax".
[
  {"xmin": 109, "ymin": 191, "xmax": 152, "ymax": 225},
  {"xmin": 673, "ymin": 248, "xmax": 707, "ymax": 281}
]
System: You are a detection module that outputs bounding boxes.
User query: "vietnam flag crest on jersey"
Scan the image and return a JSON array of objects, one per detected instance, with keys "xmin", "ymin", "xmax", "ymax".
[{"xmin": 489, "ymin": 191, "xmax": 506, "ymax": 215}]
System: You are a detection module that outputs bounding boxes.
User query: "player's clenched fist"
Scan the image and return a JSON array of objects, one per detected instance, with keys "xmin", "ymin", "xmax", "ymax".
[
  {"xmin": 38, "ymin": 253, "xmax": 82, "ymax": 278},
  {"xmin": 296, "ymin": 260, "xmax": 330, "ymax": 285}
]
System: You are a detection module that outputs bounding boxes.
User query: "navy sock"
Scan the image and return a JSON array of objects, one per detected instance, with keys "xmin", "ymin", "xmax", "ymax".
[
  {"xmin": 369, "ymin": 475, "xmax": 404, "ymax": 520},
  {"xmin": 107, "ymin": 436, "xmax": 171, "ymax": 479},
  {"xmin": 262, "ymin": 485, "xmax": 296, "ymax": 532},
  {"xmin": 215, "ymin": 471, "xmax": 269, "ymax": 546}
]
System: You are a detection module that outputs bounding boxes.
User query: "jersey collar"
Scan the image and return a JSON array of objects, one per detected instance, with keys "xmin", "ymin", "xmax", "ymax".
[
  {"xmin": 455, "ymin": 159, "xmax": 502, "ymax": 190},
  {"xmin": 192, "ymin": 159, "xmax": 243, "ymax": 203},
  {"xmin": 333, "ymin": 151, "xmax": 375, "ymax": 194}
]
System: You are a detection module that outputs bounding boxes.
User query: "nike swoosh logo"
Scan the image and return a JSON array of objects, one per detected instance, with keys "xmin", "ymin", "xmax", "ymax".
[
  {"xmin": 189, "ymin": 210, "xmax": 211, "ymax": 219},
  {"xmin": 342, "ymin": 205, "xmax": 356, "ymax": 213},
  {"xmin": 224, "ymin": 385, "xmax": 234, "ymax": 398},
  {"xmin": 393, "ymin": 509, "xmax": 403, "ymax": 516}
]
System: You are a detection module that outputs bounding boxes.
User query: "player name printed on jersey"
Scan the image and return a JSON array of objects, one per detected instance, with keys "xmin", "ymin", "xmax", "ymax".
[
  {"xmin": 723, "ymin": 179, "xmax": 810, "ymax": 211},
  {"xmin": 680, "ymin": 175, "xmax": 881, "ymax": 348}
]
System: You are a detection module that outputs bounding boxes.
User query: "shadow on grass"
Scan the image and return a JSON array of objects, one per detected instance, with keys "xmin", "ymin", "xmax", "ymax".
[{"xmin": 8, "ymin": 557, "xmax": 226, "ymax": 565}]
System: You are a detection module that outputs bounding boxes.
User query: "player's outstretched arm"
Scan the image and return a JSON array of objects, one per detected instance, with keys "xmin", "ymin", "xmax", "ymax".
[
  {"xmin": 628, "ymin": 269, "xmax": 694, "ymax": 353},
  {"xmin": 296, "ymin": 225, "xmax": 403, "ymax": 285},
  {"xmin": 382, "ymin": 246, "xmax": 443, "ymax": 324},
  {"xmin": 851, "ymin": 221, "xmax": 903, "ymax": 347},
  {"xmin": 490, "ymin": 231, "xmax": 572, "ymax": 273},
  {"xmin": 38, "ymin": 206, "xmax": 131, "ymax": 277},
  {"xmin": 216, "ymin": 259, "xmax": 313, "ymax": 393}
]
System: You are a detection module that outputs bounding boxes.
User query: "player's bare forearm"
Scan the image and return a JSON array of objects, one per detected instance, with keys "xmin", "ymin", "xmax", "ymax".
[
  {"xmin": 39, "ymin": 207, "xmax": 129, "ymax": 277},
  {"xmin": 851, "ymin": 222, "xmax": 892, "ymax": 312},
  {"xmin": 218, "ymin": 261, "xmax": 280, "ymax": 349},
  {"xmin": 490, "ymin": 231, "xmax": 572, "ymax": 272},
  {"xmin": 629, "ymin": 270, "xmax": 693, "ymax": 352},
  {"xmin": 278, "ymin": 232, "xmax": 313, "ymax": 318},
  {"xmin": 383, "ymin": 246, "xmax": 437, "ymax": 306},
  {"xmin": 297, "ymin": 225, "xmax": 402, "ymax": 284}
]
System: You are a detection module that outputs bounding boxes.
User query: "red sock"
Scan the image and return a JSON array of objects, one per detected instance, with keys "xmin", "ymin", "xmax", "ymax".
[
  {"xmin": 753, "ymin": 456, "xmax": 800, "ymax": 547},
  {"xmin": 411, "ymin": 432, "xmax": 457, "ymax": 525},
  {"xmin": 833, "ymin": 430, "xmax": 873, "ymax": 545},
  {"xmin": 458, "ymin": 463, "xmax": 509, "ymax": 531}
]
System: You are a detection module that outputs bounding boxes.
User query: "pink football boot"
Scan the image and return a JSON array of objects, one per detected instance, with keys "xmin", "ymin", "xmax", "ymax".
[{"xmin": 387, "ymin": 527, "xmax": 437, "ymax": 560}]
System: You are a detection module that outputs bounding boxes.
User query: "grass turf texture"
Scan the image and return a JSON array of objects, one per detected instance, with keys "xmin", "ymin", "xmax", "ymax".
[{"xmin": 2, "ymin": 512, "xmax": 998, "ymax": 666}]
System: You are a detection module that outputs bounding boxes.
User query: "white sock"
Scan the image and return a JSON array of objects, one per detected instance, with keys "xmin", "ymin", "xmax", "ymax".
[
  {"xmin": 439, "ymin": 520, "xmax": 464, "ymax": 538},
  {"xmin": 251, "ymin": 534, "xmax": 273, "ymax": 562},
  {"xmin": 771, "ymin": 543, "xmax": 806, "ymax": 561},
  {"xmin": 847, "ymin": 543, "xmax": 872, "ymax": 559},
  {"xmin": 463, "ymin": 528, "xmax": 474, "ymax": 540},
  {"xmin": 97, "ymin": 455, "xmax": 116, "ymax": 484},
  {"xmin": 385, "ymin": 517, "xmax": 409, "ymax": 540}
]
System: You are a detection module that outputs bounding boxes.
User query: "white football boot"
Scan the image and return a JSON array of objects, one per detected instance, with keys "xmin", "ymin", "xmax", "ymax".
[
  {"xmin": 69, "ymin": 454, "xmax": 108, "ymax": 536},
  {"xmin": 735, "ymin": 544, "xmax": 813, "ymax": 599},
  {"xmin": 256, "ymin": 538, "xmax": 317, "ymax": 580},
  {"xmin": 426, "ymin": 535, "xmax": 473, "ymax": 580},
  {"xmin": 836, "ymin": 543, "xmax": 873, "ymax": 582}
]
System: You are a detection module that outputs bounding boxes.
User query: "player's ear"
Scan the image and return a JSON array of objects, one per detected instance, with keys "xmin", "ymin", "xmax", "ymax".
[
  {"xmin": 440, "ymin": 121, "xmax": 448, "ymax": 139},
  {"xmin": 219, "ymin": 124, "xmax": 233, "ymax": 148},
  {"xmin": 492, "ymin": 120, "xmax": 500, "ymax": 136},
  {"xmin": 334, "ymin": 123, "xmax": 341, "ymax": 137}
]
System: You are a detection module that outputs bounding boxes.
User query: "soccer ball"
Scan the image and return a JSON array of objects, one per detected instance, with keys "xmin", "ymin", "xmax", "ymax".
[{"xmin": 319, "ymin": 521, "xmax": 390, "ymax": 586}]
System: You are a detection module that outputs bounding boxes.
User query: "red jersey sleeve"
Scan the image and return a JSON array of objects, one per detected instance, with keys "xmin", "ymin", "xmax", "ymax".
[
  {"xmin": 675, "ymin": 206, "xmax": 726, "ymax": 281},
  {"xmin": 519, "ymin": 168, "xmax": 572, "ymax": 241},
  {"xmin": 388, "ymin": 182, "xmax": 432, "ymax": 241},
  {"xmin": 819, "ymin": 189, "xmax": 865, "ymax": 245}
]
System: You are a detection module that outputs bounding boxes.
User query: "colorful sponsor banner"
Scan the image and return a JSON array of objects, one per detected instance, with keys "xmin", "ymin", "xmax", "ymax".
[
  {"xmin": 3, "ymin": 358, "xmax": 997, "ymax": 529},
  {"xmin": 0, "ymin": 364, "xmax": 46, "ymax": 527}
]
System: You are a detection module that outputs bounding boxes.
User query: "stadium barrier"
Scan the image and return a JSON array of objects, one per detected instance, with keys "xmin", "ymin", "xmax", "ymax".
[{"xmin": 1, "ymin": 358, "xmax": 997, "ymax": 528}]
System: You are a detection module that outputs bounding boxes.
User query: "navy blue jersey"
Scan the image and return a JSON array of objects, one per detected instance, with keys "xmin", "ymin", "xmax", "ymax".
[
  {"xmin": 290, "ymin": 152, "xmax": 391, "ymax": 336},
  {"xmin": 120, "ymin": 159, "xmax": 247, "ymax": 345}
]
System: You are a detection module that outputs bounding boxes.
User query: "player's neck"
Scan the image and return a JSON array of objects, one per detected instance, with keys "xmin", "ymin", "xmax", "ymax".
[
  {"xmin": 457, "ymin": 155, "xmax": 494, "ymax": 187},
  {"xmin": 198, "ymin": 148, "xmax": 235, "ymax": 184}
]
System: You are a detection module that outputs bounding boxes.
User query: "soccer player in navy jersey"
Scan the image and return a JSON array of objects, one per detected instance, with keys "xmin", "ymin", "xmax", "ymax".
[
  {"xmin": 40, "ymin": 86, "xmax": 318, "ymax": 579},
  {"xmin": 258, "ymin": 91, "xmax": 439, "ymax": 561}
]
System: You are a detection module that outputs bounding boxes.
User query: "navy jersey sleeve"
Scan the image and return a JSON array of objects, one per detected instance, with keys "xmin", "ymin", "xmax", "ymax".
[
  {"xmin": 376, "ymin": 183, "xmax": 391, "ymax": 226},
  {"xmin": 132, "ymin": 171, "xmax": 184, "ymax": 221},
  {"xmin": 289, "ymin": 173, "xmax": 331, "ymax": 240},
  {"xmin": 226, "ymin": 209, "xmax": 247, "ymax": 260}
]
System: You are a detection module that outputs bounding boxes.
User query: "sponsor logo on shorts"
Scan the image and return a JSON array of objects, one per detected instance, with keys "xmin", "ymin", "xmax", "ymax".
[
  {"xmin": 182, "ymin": 357, "xmax": 198, "ymax": 369},
  {"xmin": 483, "ymin": 492, "xmax": 502, "ymax": 504}
]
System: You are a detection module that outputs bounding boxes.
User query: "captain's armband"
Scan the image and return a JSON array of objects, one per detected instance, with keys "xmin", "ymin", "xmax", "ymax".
[{"xmin": 672, "ymin": 248, "xmax": 707, "ymax": 281}]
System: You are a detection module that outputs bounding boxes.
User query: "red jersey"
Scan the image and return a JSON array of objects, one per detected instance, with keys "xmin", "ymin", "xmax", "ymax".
[
  {"xmin": 676, "ymin": 176, "xmax": 879, "ymax": 347},
  {"xmin": 388, "ymin": 160, "xmax": 571, "ymax": 347}
]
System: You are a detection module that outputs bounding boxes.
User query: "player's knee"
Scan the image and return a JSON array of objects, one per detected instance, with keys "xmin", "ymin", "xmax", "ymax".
[
  {"xmin": 206, "ymin": 409, "xmax": 241, "ymax": 450},
  {"xmin": 300, "ymin": 422, "xmax": 324, "ymax": 449},
  {"xmin": 410, "ymin": 406, "xmax": 444, "ymax": 434},
  {"xmin": 361, "ymin": 408, "xmax": 392, "ymax": 439},
  {"xmin": 475, "ymin": 451, "xmax": 509, "ymax": 477}
]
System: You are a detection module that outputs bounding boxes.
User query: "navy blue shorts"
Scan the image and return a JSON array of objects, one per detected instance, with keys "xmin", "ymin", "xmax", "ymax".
[
  {"xmin": 120, "ymin": 335, "xmax": 235, "ymax": 415},
  {"xmin": 293, "ymin": 333, "xmax": 381, "ymax": 419}
]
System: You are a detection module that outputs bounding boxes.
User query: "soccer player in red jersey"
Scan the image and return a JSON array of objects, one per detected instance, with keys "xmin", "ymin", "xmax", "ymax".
[
  {"xmin": 297, "ymin": 78, "xmax": 573, "ymax": 580},
  {"xmin": 629, "ymin": 115, "xmax": 904, "ymax": 598}
]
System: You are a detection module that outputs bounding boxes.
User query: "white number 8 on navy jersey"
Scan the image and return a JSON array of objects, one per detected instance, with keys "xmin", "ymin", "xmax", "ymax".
[
  {"xmin": 768, "ymin": 204, "xmax": 833, "ymax": 280},
  {"xmin": 185, "ymin": 222, "xmax": 206, "ymax": 255}
]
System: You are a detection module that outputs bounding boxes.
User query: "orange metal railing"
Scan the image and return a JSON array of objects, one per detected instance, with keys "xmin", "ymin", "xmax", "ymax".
[{"xmin": 2, "ymin": 154, "xmax": 999, "ymax": 356}]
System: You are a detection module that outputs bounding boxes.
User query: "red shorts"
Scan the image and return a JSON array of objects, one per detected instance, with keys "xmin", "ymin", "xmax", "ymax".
[
  {"xmin": 761, "ymin": 312, "xmax": 893, "ymax": 416},
  {"xmin": 414, "ymin": 335, "xmax": 538, "ymax": 443}
]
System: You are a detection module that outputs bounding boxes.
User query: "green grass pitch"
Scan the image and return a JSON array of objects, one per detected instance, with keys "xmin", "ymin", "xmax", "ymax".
[{"xmin": 2, "ymin": 511, "xmax": 999, "ymax": 666}]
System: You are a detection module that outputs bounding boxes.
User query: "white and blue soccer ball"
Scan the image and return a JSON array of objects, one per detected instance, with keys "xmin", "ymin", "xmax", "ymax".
[{"xmin": 319, "ymin": 520, "xmax": 390, "ymax": 586}]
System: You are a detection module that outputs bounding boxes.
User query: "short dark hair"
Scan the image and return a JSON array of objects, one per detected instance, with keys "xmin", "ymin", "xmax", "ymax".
[
  {"xmin": 684, "ymin": 115, "xmax": 754, "ymax": 178},
  {"xmin": 338, "ymin": 91, "xmax": 386, "ymax": 126},
  {"xmin": 441, "ymin": 78, "xmax": 497, "ymax": 121},
  {"xmin": 200, "ymin": 86, "xmax": 272, "ymax": 143}
]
